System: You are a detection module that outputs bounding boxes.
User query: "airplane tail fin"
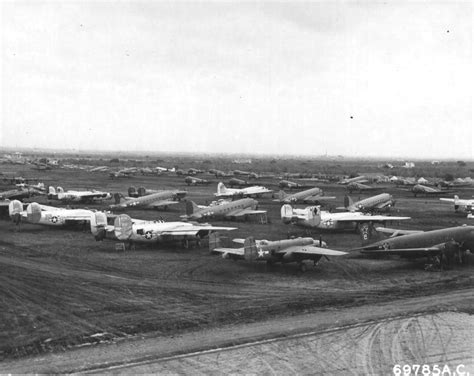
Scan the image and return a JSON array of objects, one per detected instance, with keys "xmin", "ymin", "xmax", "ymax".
[
  {"xmin": 344, "ymin": 195, "xmax": 353, "ymax": 209},
  {"xmin": 243, "ymin": 237, "xmax": 257, "ymax": 261},
  {"xmin": 128, "ymin": 186, "xmax": 137, "ymax": 197},
  {"xmin": 57, "ymin": 186, "xmax": 64, "ymax": 194},
  {"xmin": 26, "ymin": 203, "xmax": 42, "ymax": 223},
  {"xmin": 217, "ymin": 182, "xmax": 227, "ymax": 196},
  {"xmin": 48, "ymin": 186, "xmax": 56, "ymax": 198},
  {"xmin": 454, "ymin": 195, "xmax": 459, "ymax": 201},
  {"xmin": 8, "ymin": 200, "xmax": 23, "ymax": 224},
  {"xmin": 278, "ymin": 190, "xmax": 288, "ymax": 201},
  {"xmin": 114, "ymin": 193, "xmax": 122, "ymax": 205},
  {"xmin": 137, "ymin": 187, "xmax": 147, "ymax": 197},
  {"xmin": 114, "ymin": 214, "xmax": 133, "ymax": 241},
  {"xmin": 185, "ymin": 200, "xmax": 200, "ymax": 216},
  {"xmin": 280, "ymin": 204, "xmax": 294, "ymax": 223},
  {"xmin": 90, "ymin": 212, "xmax": 108, "ymax": 241}
]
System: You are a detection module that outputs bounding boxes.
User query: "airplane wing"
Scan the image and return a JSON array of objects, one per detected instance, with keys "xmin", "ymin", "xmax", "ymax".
[
  {"xmin": 360, "ymin": 247, "xmax": 442, "ymax": 256},
  {"xmin": 213, "ymin": 247, "xmax": 245, "ymax": 258},
  {"xmin": 303, "ymin": 195, "xmax": 336, "ymax": 203},
  {"xmin": 146, "ymin": 200, "xmax": 181, "ymax": 209},
  {"xmin": 439, "ymin": 198, "xmax": 456, "ymax": 203},
  {"xmin": 277, "ymin": 245, "xmax": 347, "ymax": 256},
  {"xmin": 225, "ymin": 208, "xmax": 267, "ymax": 218},
  {"xmin": 160, "ymin": 225, "xmax": 236, "ymax": 236},
  {"xmin": 336, "ymin": 215, "xmax": 410, "ymax": 222},
  {"xmin": 374, "ymin": 227, "xmax": 424, "ymax": 237}
]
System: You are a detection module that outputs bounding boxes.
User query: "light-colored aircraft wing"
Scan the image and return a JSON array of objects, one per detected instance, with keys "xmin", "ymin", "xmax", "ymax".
[
  {"xmin": 225, "ymin": 208, "xmax": 267, "ymax": 218},
  {"xmin": 213, "ymin": 247, "xmax": 245, "ymax": 257},
  {"xmin": 374, "ymin": 227, "xmax": 424, "ymax": 237},
  {"xmin": 360, "ymin": 247, "xmax": 442, "ymax": 255},
  {"xmin": 277, "ymin": 245, "xmax": 347, "ymax": 256},
  {"xmin": 336, "ymin": 215, "xmax": 410, "ymax": 222},
  {"xmin": 160, "ymin": 225, "xmax": 236, "ymax": 236},
  {"xmin": 439, "ymin": 198, "xmax": 456, "ymax": 203}
]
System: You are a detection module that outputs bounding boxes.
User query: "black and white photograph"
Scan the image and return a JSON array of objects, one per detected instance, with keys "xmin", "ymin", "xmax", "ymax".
[{"xmin": 1, "ymin": 1, "xmax": 473, "ymax": 374}]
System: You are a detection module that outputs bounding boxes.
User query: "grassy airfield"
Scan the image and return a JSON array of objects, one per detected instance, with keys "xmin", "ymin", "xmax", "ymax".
[{"xmin": 1, "ymin": 154, "xmax": 473, "ymax": 361}]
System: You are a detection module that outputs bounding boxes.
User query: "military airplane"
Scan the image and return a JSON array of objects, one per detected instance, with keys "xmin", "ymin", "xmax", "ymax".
[
  {"xmin": 110, "ymin": 190, "xmax": 187, "ymax": 210},
  {"xmin": 354, "ymin": 225, "xmax": 474, "ymax": 269},
  {"xmin": 210, "ymin": 234, "xmax": 346, "ymax": 272},
  {"xmin": 0, "ymin": 186, "xmax": 45, "ymax": 201},
  {"xmin": 409, "ymin": 184, "xmax": 455, "ymax": 197},
  {"xmin": 127, "ymin": 186, "xmax": 165, "ymax": 198},
  {"xmin": 109, "ymin": 168, "xmax": 137, "ymax": 178},
  {"xmin": 184, "ymin": 176, "xmax": 211, "ymax": 186},
  {"xmin": 214, "ymin": 182, "xmax": 273, "ymax": 199},
  {"xmin": 338, "ymin": 176, "xmax": 369, "ymax": 185},
  {"xmin": 340, "ymin": 193, "xmax": 396, "ymax": 213},
  {"xmin": 89, "ymin": 166, "xmax": 110, "ymax": 172},
  {"xmin": 275, "ymin": 187, "xmax": 335, "ymax": 205},
  {"xmin": 439, "ymin": 195, "xmax": 474, "ymax": 213},
  {"xmin": 278, "ymin": 180, "xmax": 303, "ymax": 190},
  {"xmin": 346, "ymin": 182, "xmax": 382, "ymax": 193},
  {"xmin": 9, "ymin": 200, "xmax": 94, "ymax": 227},
  {"xmin": 209, "ymin": 169, "xmax": 233, "ymax": 178},
  {"xmin": 48, "ymin": 186, "xmax": 112, "ymax": 203},
  {"xmin": 181, "ymin": 198, "xmax": 266, "ymax": 221},
  {"xmin": 90, "ymin": 212, "xmax": 236, "ymax": 248},
  {"xmin": 233, "ymin": 170, "xmax": 252, "ymax": 177},
  {"xmin": 281, "ymin": 204, "xmax": 410, "ymax": 232},
  {"xmin": 228, "ymin": 178, "xmax": 250, "ymax": 187},
  {"xmin": 187, "ymin": 168, "xmax": 203, "ymax": 175}
]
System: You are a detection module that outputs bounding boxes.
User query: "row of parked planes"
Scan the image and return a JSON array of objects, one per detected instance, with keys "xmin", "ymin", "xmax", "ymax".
[{"xmin": 2, "ymin": 180, "xmax": 474, "ymax": 272}]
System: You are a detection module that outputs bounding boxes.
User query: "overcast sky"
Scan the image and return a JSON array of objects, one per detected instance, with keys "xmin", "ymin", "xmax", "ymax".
[{"xmin": 1, "ymin": 1, "xmax": 472, "ymax": 159}]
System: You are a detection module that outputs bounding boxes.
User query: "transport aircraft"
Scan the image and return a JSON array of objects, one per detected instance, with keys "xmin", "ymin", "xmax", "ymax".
[
  {"xmin": 187, "ymin": 168, "xmax": 203, "ymax": 175},
  {"xmin": 184, "ymin": 176, "xmax": 211, "ymax": 186},
  {"xmin": 346, "ymin": 182, "xmax": 382, "ymax": 193},
  {"xmin": 209, "ymin": 234, "xmax": 347, "ymax": 272},
  {"xmin": 340, "ymin": 193, "xmax": 396, "ymax": 213},
  {"xmin": 338, "ymin": 176, "xmax": 369, "ymax": 185},
  {"xmin": 439, "ymin": 195, "xmax": 474, "ymax": 213},
  {"xmin": 209, "ymin": 169, "xmax": 233, "ymax": 178},
  {"xmin": 228, "ymin": 178, "xmax": 250, "ymax": 187},
  {"xmin": 354, "ymin": 225, "xmax": 474, "ymax": 268},
  {"xmin": 89, "ymin": 166, "xmax": 109, "ymax": 172},
  {"xmin": 90, "ymin": 212, "xmax": 236, "ymax": 248},
  {"xmin": 278, "ymin": 180, "xmax": 303, "ymax": 189},
  {"xmin": 48, "ymin": 186, "xmax": 112, "ymax": 203},
  {"xmin": 0, "ymin": 186, "xmax": 45, "ymax": 201},
  {"xmin": 8, "ymin": 200, "xmax": 93, "ymax": 226},
  {"xmin": 127, "ymin": 186, "xmax": 172, "ymax": 198},
  {"xmin": 275, "ymin": 187, "xmax": 335, "ymax": 205},
  {"xmin": 214, "ymin": 182, "xmax": 272, "ymax": 199},
  {"xmin": 281, "ymin": 204, "xmax": 410, "ymax": 232},
  {"xmin": 110, "ymin": 190, "xmax": 187, "ymax": 210},
  {"xmin": 109, "ymin": 168, "xmax": 137, "ymax": 178},
  {"xmin": 409, "ymin": 184, "xmax": 455, "ymax": 197},
  {"xmin": 181, "ymin": 198, "xmax": 266, "ymax": 221}
]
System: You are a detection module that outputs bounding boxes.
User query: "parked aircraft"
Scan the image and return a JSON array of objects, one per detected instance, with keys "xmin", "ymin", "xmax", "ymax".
[
  {"xmin": 341, "ymin": 193, "xmax": 395, "ymax": 213},
  {"xmin": 110, "ymin": 190, "xmax": 186, "ymax": 210},
  {"xmin": 233, "ymin": 170, "xmax": 252, "ymax": 177},
  {"xmin": 214, "ymin": 182, "xmax": 272, "ymax": 199},
  {"xmin": 89, "ymin": 166, "xmax": 110, "ymax": 172},
  {"xmin": 209, "ymin": 169, "xmax": 233, "ymax": 178},
  {"xmin": 278, "ymin": 180, "xmax": 303, "ymax": 189},
  {"xmin": 275, "ymin": 188, "xmax": 335, "ymax": 205},
  {"xmin": 210, "ymin": 235, "xmax": 346, "ymax": 272},
  {"xmin": 354, "ymin": 225, "xmax": 474, "ymax": 268},
  {"xmin": 184, "ymin": 176, "xmax": 211, "ymax": 186},
  {"xmin": 9, "ymin": 200, "xmax": 93, "ymax": 227},
  {"xmin": 48, "ymin": 186, "xmax": 112, "ymax": 203},
  {"xmin": 346, "ymin": 182, "xmax": 382, "ymax": 193},
  {"xmin": 181, "ymin": 198, "xmax": 266, "ymax": 221},
  {"xmin": 127, "ymin": 186, "xmax": 164, "ymax": 198},
  {"xmin": 0, "ymin": 186, "xmax": 45, "ymax": 201},
  {"xmin": 228, "ymin": 178, "xmax": 250, "ymax": 187},
  {"xmin": 410, "ymin": 184, "xmax": 455, "ymax": 197},
  {"xmin": 281, "ymin": 204, "xmax": 410, "ymax": 232},
  {"xmin": 90, "ymin": 212, "xmax": 236, "ymax": 248},
  {"xmin": 338, "ymin": 176, "xmax": 369, "ymax": 185},
  {"xmin": 439, "ymin": 195, "xmax": 474, "ymax": 213},
  {"xmin": 187, "ymin": 168, "xmax": 203, "ymax": 175},
  {"xmin": 109, "ymin": 168, "xmax": 137, "ymax": 178}
]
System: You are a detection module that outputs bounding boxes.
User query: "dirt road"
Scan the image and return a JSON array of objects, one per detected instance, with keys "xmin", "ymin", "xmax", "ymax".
[{"xmin": 3, "ymin": 288, "xmax": 473, "ymax": 374}]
